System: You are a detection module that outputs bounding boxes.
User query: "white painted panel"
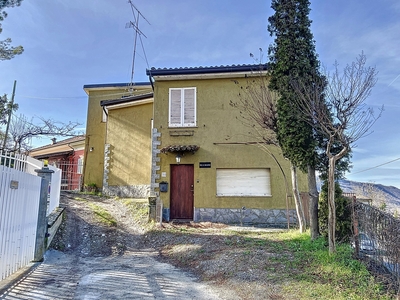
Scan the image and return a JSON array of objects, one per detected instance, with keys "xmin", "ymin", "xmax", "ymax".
[
  {"xmin": 216, "ymin": 168, "xmax": 271, "ymax": 196},
  {"xmin": 183, "ymin": 88, "xmax": 196, "ymax": 126},
  {"xmin": 0, "ymin": 151, "xmax": 60, "ymax": 280},
  {"xmin": 169, "ymin": 88, "xmax": 182, "ymax": 127}
]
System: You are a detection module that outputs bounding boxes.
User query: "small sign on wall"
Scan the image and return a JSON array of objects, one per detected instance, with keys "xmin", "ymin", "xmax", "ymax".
[
  {"xmin": 199, "ymin": 162, "xmax": 211, "ymax": 168},
  {"xmin": 10, "ymin": 180, "xmax": 19, "ymax": 189}
]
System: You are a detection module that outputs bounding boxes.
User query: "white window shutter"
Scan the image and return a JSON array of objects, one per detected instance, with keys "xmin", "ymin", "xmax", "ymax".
[
  {"xmin": 183, "ymin": 88, "xmax": 196, "ymax": 126},
  {"xmin": 169, "ymin": 89, "xmax": 182, "ymax": 127}
]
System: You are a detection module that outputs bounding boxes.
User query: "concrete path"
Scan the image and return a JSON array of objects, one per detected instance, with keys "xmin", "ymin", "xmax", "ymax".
[{"xmin": 0, "ymin": 249, "xmax": 223, "ymax": 299}]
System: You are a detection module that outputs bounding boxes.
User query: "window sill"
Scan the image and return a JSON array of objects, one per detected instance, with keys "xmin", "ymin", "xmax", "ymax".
[
  {"xmin": 216, "ymin": 195, "xmax": 272, "ymax": 198},
  {"xmin": 169, "ymin": 129, "xmax": 196, "ymax": 136},
  {"xmin": 168, "ymin": 126, "xmax": 198, "ymax": 129}
]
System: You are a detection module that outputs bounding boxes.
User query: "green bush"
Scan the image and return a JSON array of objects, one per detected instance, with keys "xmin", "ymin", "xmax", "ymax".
[
  {"xmin": 319, "ymin": 181, "xmax": 352, "ymax": 242},
  {"xmin": 84, "ymin": 183, "xmax": 98, "ymax": 194}
]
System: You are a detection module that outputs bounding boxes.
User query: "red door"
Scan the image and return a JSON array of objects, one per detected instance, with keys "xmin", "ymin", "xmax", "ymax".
[{"xmin": 170, "ymin": 164, "xmax": 194, "ymax": 220}]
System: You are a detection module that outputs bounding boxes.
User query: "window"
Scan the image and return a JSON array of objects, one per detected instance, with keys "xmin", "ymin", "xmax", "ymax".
[
  {"xmin": 216, "ymin": 168, "xmax": 271, "ymax": 196},
  {"xmin": 169, "ymin": 87, "xmax": 196, "ymax": 127},
  {"xmin": 77, "ymin": 157, "xmax": 83, "ymax": 174}
]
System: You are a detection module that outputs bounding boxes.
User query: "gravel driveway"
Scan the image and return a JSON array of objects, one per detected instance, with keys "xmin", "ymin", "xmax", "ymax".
[
  {"xmin": 0, "ymin": 192, "xmax": 232, "ymax": 299},
  {"xmin": 1, "ymin": 249, "xmax": 224, "ymax": 299}
]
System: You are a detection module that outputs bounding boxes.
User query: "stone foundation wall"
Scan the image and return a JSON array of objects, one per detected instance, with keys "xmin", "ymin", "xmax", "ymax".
[
  {"xmin": 102, "ymin": 185, "xmax": 150, "ymax": 198},
  {"xmin": 194, "ymin": 208, "xmax": 298, "ymax": 227}
]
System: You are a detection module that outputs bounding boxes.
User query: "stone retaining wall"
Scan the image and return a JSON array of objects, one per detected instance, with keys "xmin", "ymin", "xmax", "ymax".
[
  {"xmin": 102, "ymin": 185, "xmax": 150, "ymax": 198},
  {"xmin": 194, "ymin": 208, "xmax": 298, "ymax": 227},
  {"xmin": 162, "ymin": 207, "xmax": 298, "ymax": 227}
]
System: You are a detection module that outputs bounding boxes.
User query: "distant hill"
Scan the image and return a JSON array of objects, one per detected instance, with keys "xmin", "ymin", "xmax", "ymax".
[{"xmin": 339, "ymin": 179, "xmax": 400, "ymax": 214}]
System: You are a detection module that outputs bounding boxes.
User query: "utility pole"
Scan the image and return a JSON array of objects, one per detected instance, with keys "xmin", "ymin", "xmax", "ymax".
[{"xmin": 2, "ymin": 80, "xmax": 16, "ymax": 150}]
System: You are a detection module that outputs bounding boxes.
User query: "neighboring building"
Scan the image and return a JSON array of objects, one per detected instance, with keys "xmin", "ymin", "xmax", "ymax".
[
  {"xmin": 29, "ymin": 135, "xmax": 85, "ymax": 191},
  {"xmin": 83, "ymin": 82, "xmax": 152, "ymax": 193},
  {"xmin": 100, "ymin": 92, "xmax": 153, "ymax": 197},
  {"xmin": 83, "ymin": 65, "xmax": 308, "ymax": 226}
]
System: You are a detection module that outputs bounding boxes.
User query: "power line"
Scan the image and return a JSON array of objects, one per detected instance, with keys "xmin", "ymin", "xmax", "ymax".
[
  {"xmin": 19, "ymin": 95, "xmax": 87, "ymax": 100},
  {"xmin": 351, "ymin": 157, "xmax": 400, "ymax": 174},
  {"xmin": 18, "ymin": 88, "xmax": 153, "ymax": 101}
]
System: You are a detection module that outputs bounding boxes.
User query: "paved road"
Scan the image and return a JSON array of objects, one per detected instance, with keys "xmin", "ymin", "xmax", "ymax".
[{"xmin": 0, "ymin": 249, "xmax": 223, "ymax": 299}]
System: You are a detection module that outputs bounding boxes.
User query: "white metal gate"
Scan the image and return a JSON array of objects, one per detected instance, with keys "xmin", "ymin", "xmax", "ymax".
[
  {"xmin": 0, "ymin": 151, "xmax": 62, "ymax": 280},
  {"xmin": 51, "ymin": 161, "xmax": 82, "ymax": 191},
  {"xmin": 0, "ymin": 163, "xmax": 42, "ymax": 280}
]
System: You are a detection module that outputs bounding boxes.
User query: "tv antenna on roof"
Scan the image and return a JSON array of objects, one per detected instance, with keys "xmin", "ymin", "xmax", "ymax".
[{"xmin": 126, "ymin": 0, "xmax": 150, "ymax": 91}]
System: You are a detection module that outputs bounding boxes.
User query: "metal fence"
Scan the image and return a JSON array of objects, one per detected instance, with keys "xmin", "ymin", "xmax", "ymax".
[
  {"xmin": 353, "ymin": 200, "xmax": 400, "ymax": 285},
  {"xmin": 25, "ymin": 154, "xmax": 61, "ymax": 216},
  {"xmin": 51, "ymin": 160, "xmax": 82, "ymax": 191},
  {"xmin": 0, "ymin": 156, "xmax": 42, "ymax": 280},
  {"xmin": 0, "ymin": 151, "xmax": 61, "ymax": 280}
]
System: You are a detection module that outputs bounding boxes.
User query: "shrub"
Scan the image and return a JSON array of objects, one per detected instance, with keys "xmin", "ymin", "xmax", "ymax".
[
  {"xmin": 319, "ymin": 181, "xmax": 352, "ymax": 242},
  {"xmin": 84, "ymin": 183, "xmax": 97, "ymax": 193}
]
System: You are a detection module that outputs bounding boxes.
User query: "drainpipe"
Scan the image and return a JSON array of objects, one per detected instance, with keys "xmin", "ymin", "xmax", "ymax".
[
  {"xmin": 148, "ymin": 74, "xmax": 154, "ymax": 91},
  {"xmin": 102, "ymin": 106, "xmax": 108, "ymax": 118},
  {"xmin": 81, "ymin": 135, "xmax": 90, "ymax": 191}
]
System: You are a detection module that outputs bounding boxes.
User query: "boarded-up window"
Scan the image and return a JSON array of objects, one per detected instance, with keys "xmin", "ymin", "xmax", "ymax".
[
  {"xmin": 169, "ymin": 87, "xmax": 196, "ymax": 127},
  {"xmin": 216, "ymin": 168, "xmax": 271, "ymax": 196}
]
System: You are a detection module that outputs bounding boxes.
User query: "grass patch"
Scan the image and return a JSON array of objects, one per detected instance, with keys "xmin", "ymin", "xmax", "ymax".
[
  {"xmin": 87, "ymin": 202, "xmax": 117, "ymax": 226},
  {"xmin": 73, "ymin": 197, "xmax": 86, "ymax": 201},
  {"xmin": 262, "ymin": 231, "xmax": 391, "ymax": 299},
  {"xmin": 144, "ymin": 226, "xmax": 395, "ymax": 299},
  {"xmin": 119, "ymin": 199, "xmax": 153, "ymax": 230}
]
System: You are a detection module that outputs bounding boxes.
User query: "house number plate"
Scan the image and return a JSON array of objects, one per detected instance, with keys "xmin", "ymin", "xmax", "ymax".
[
  {"xmin": 199, "ymin": 162, "xmax": 211, "ymax": 168},
  {"xmin": 10, "ymin": 180, "xmax": 19, "ymax": 189}
]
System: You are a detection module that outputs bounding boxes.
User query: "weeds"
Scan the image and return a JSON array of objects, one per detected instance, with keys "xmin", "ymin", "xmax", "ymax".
[
  {"xmin": 120, "ymin": 199, "xmax": 153, "ymax": 230},
  {"xmin": 73, "ymin": 196, "xmax": 117, "ymax": 226},
  {"xmin": 144, "ymin": 226, "xmax": 395, "ymax": 299},
  {"xmin": 87, "ymin": 203, "xmax": 117, "ymax": 226}
]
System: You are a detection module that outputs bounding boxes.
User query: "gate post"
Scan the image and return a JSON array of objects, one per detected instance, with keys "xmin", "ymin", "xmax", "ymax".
[
  {"xmin": 148, "ymin": 196, "xmax": 157, "ymax": 222},
  {"xmin": 33, "ymin": 162, "xmax": 54, "ymax": 262},
  {"xmin": 351, "ymin": 196, "xmax": 360, "ymax": 258}
]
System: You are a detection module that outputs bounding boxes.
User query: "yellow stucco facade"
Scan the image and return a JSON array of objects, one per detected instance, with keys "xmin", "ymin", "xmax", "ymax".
[
  {"xmin": 104, "ymin": 102, "xmax": 153, "ymax": 196},
  {"xmin": 150, "ymin": 68, "xmax": 308, "ymax": 225},
  {"xmin": 83, "ymin": 83, "xmax": 152, "ymax": 193},
  {"xmin": 84, "ymin": 66, "xmax": 308, "ymax": 226}
]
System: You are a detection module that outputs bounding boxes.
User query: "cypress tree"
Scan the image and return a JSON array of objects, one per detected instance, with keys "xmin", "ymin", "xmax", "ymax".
[{"xmin": 268, "ymin": 0, "xmax": 324, "ymax": 237}]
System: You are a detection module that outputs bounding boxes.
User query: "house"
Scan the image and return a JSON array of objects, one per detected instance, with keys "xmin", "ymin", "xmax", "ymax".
[
  {"xmin": 146, "ymin": 64, "xmax": 307, "ymax": 225},
  {"xmin": 83, "ymin": 82, "xmax": 153, "ymax": 196},
  {"xmin": 83, "ymin": 65, "xmax": 308, "ymax": 226},
  {"xmin": 29, "ymin": 135, "xmax": 85, "ymax": 191}
]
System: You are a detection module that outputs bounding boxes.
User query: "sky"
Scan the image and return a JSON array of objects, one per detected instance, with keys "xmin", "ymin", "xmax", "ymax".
[{"xmin": 0, "ymin": 0, "xmax": 399, "ymax": 188}]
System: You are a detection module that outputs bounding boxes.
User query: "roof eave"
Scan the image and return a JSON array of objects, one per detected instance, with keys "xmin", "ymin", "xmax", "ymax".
[
  {"xmin": 146, "ymin": 64, "xmax": 269, "ymax": 77},
  {"xmin": 152, "ymin": 70, "xmax": 269, "ymax": 81},
  {"xmin": 100, "ymin": 93, "xmax": 154, "ymax": 108},
  {"xmin": 83, "ymin": 82, "xmax": 151, "ymax": 95}
]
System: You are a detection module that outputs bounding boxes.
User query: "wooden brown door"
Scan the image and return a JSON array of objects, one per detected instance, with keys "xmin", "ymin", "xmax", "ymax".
[{"xmin": 170, "ymin": 164, "xmax": 194, "ymax": 220}]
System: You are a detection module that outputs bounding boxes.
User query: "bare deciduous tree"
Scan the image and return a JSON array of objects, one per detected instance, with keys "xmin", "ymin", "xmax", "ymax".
[
  {"xmin": 7, "ymin": 114, "xmax": 81, "ymax": 153},
  {"xmin": 292, "ymin": 53, "xmax": 382, "ymax": 253},
  {"xmin": 230, "ymin": 66, "xmax": 307, "ymax": 232}
]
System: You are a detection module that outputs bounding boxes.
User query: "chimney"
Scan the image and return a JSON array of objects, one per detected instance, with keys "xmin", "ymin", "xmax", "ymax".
[{"xmin": 51, "ymin": 138, "xmax": 57, "ymax": 144}]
